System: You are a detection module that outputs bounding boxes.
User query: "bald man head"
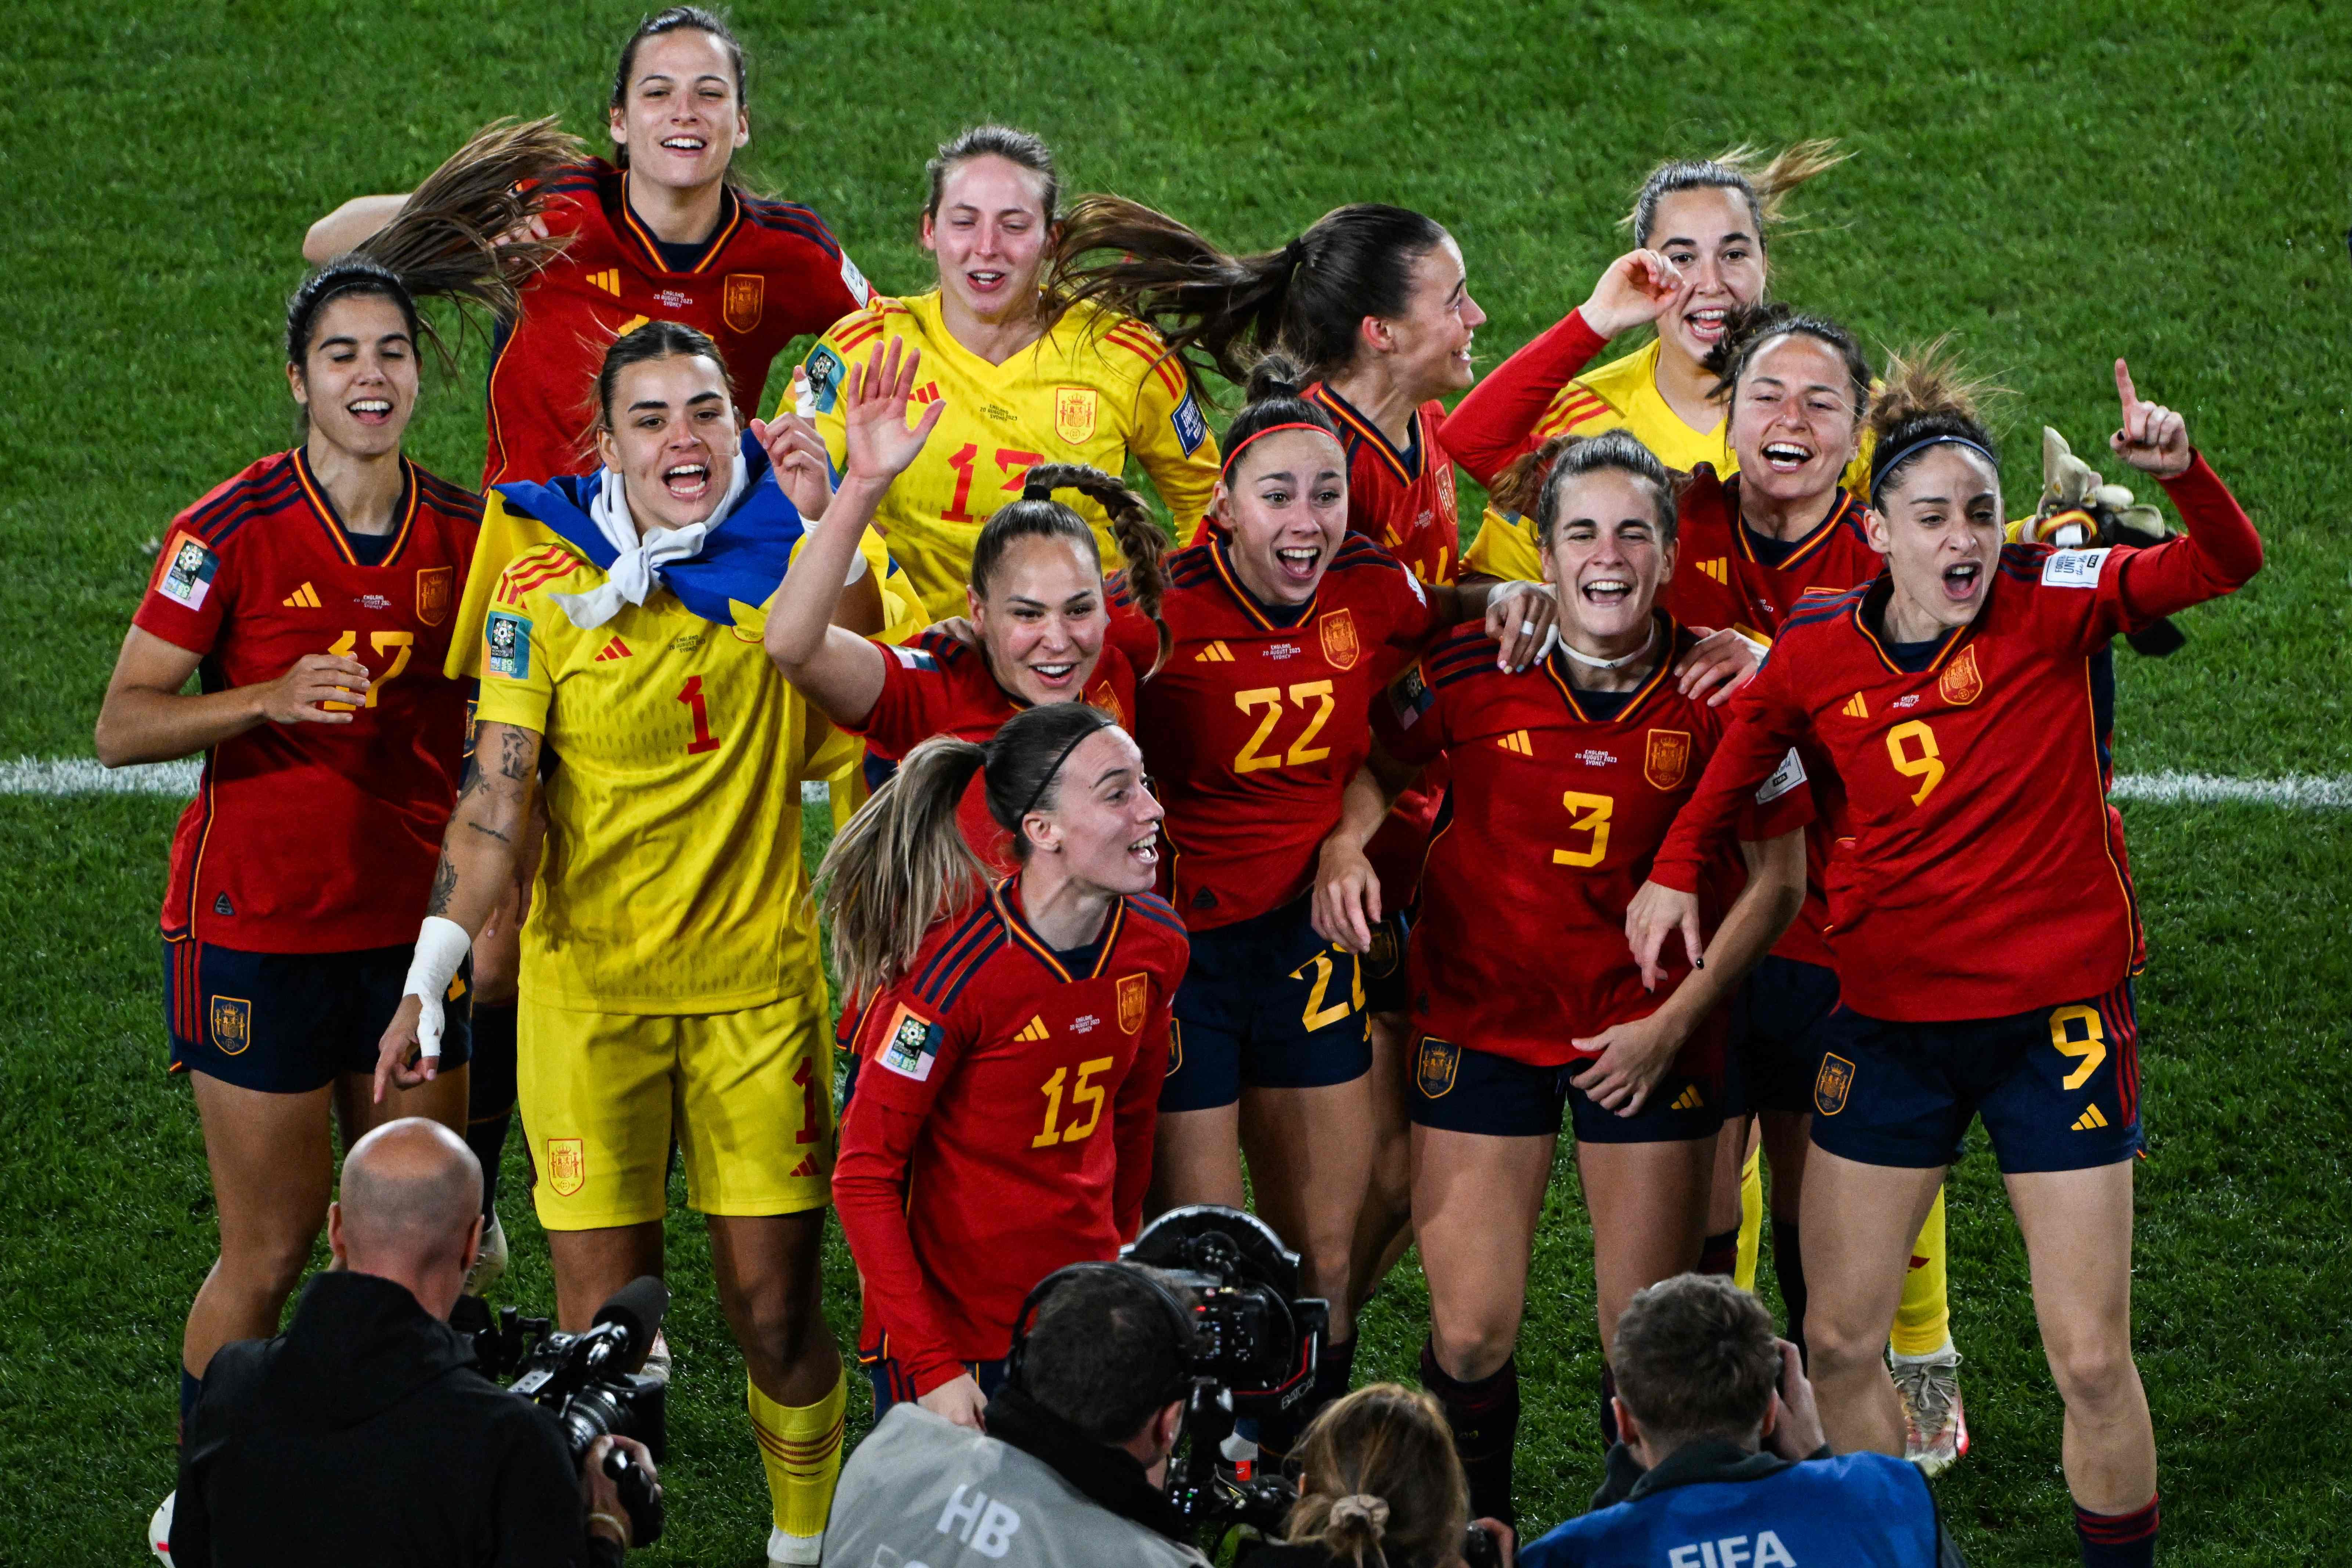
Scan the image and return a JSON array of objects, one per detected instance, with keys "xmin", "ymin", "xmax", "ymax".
[{"xmin": 329, "ymin": 1118, "xmax": 484, "ymax": 1320}]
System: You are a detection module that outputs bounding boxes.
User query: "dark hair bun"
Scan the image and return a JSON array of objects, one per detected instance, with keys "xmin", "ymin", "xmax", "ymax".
[{"xmin": 1245, "ymin": 350, "xmax": 1308, "ymax": 405}]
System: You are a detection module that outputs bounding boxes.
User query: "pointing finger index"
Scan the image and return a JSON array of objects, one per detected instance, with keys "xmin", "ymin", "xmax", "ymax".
[{"xmin": 2114, "ymin": 357, "xmax": 2138, "ymax": 410}]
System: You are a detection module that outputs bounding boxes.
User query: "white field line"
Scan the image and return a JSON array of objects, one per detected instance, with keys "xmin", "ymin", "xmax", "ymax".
[{"xmin": 4, "ymin": 756, "xmax": 2345, "ymax": 809}]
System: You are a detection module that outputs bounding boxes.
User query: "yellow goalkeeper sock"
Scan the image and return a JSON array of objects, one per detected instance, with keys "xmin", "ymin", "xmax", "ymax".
[
  {"xmin": 1890, "ymin": 1185, "xmax": 1953, "ymax": 1357},
  {"xmin": 748, "ymin": 1366, "xmax": 847, "ymax": 1546},
  {"xmin": 1734, "ymin": 1140, "xmax": 1764, "ymax": 1292}
]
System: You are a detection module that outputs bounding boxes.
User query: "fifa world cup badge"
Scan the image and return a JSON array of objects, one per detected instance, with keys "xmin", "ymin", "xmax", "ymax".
[
  {"xmin": 486, "ymin": 612, "xmax": 531, "ymax": 681},
  {"xmin": 880, "ymin": 1004, "xmax": 940, "ymax": 1082},
  {"xmin": 158, "ymin": 531, "xmax": 219, "ymax": 611}
]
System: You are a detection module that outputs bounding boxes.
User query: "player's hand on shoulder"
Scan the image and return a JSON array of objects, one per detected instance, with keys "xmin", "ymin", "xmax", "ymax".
[
  {"xmin": 1579, "ymin": 247, "xmax": 1685, "ymax": 340},
  {"xmin": 2109, "ymin": 358, "xmax": 2191, "ymax": 479},
  {"xmin": 259, "ymin": 653, "xmax": 371, "ymax": 726},
  {"xmin": 918, "ymin": 1373, "xmax": 989, "ymax": 1431},
  {"xmin": 1312, "ymin": 837, "xmax": 1382, "ymax": 955},
  {"xmin": 1568, "ymin": 1009, "xmax": 1685, "ymax": 1115},
  {"xmin": 1675, "ymin": 627, "xmax": 1763, "ymax": 707},
  {"xmin": 841, "ymin": 338, "xmax": 947, "ymax": 484},
  {"xmin": 1483, "ymin": 581, "xmax": 1558, "ymax": 672},
  {"xmin": 371, "ymin": 994, "xmax": 437, "ymax": 1103},
  {"xmin": 1624, "ymin": 879, "xmax": 1703, "ymax": 994}
]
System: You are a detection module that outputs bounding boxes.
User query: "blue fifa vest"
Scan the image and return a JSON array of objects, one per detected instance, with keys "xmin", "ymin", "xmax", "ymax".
[{"xmin": 1523, "ymin": 1452, "xmax": 1940, "ymax": 1568}]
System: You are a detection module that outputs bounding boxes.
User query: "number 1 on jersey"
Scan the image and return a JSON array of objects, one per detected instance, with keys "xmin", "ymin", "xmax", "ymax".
[{"xmin": 677, "ymin": 675, "xmax": 721, "ymax": 754}]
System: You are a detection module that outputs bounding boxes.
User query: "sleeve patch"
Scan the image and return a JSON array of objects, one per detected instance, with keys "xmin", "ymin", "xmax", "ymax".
[
  {"xmin": 1389, "ymin": 666, "xmax": 1433, "ymax": 729},
  {"xmin": 877, "ymin": 1002, "xmax": 943, "ymax": 1082},
  {"xmin": 1754, "ymin": 747, "xmax": 1808, "ymax": 805},
  {"xmin": 804, "ymin": 346, "xmax": 844, "ymax": 414},
  {"xmin": 1170, "ymin": 389, "xmax": 1209, "ymax": 457},
  {"xmin": 890, "ymin": 644, "xmax": 938, "ymax": 671},
  {"xmin": 485, "ymin": 611, "xmax": 532, "ymax": 681},
  {"xmin": 156, "ymin": 533, "xmax": 219, "ymax": 610},
  {"xmin": 2041, "ymin": 546, "xmax": 2111, "ymax": 588},
  {"xmin": 1401, "ymin": 568, "xmax": 1428, "ymax": 606},
  {"xmin": 839, "ymin": 250, "xmax": 872, "ymax": 306}
]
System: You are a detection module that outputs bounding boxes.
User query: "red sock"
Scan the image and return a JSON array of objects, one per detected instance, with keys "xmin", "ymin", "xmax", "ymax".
[{"xmin": 2075, "ymin": 1493, "xmax": 2158, "ymax": 1567}]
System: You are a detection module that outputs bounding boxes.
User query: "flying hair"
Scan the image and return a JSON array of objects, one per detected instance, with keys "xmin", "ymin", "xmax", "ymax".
[
  {"xmin": 1050, "ymin": 198, "xmax": 1449, "ymax": 393},
  {"xmin": 1623, "ymin": 138, "xmax": 1850, "ymax": 250},
  {"xmin": 1868, "ymin": 336, "xmax": 2009, "ymax": 498},
  {"xmin": 980, "ymin": 463, "xmax": 1169, "ymax": 624},
  {"xmin": 818, "ymin": 703, "xmax": 1122, "ymax": 999}
]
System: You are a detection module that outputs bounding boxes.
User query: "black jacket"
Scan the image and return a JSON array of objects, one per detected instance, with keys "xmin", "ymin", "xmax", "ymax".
[{"xmin": 173, "ymin": 1271, "xmax": 619, "ymax": 1568}]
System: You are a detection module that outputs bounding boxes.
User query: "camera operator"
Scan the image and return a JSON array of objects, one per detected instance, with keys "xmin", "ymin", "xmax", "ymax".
[
  {"xmin": 1519, "ymin": 1274, "xmax": 1962, "ymax": 1568},
  {"xmin": 1237, "ymin": 1384, "xmax": 1516, "ymax": 1568},
  {"xmin": 824, "ymin": 1262, "xmax": 1213, "ymax": 1568},
  {"xmin": 172, "ymin": 1118, "xmax": 656, "ymax": 1567}
]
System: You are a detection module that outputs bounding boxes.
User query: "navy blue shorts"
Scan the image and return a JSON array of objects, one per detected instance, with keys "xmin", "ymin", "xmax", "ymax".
[
  {"xmin": 1362, "ymin": 909, "xmax": 1412, "ymax": 1017},
  {"xmin": 864, "ymin": 1355, "xmax": 1008, "ymax": 1421},
  {"xmin": 1808, "ymin": 981, "xmax": 2143, "ymax": 1174},
  {"xmin": 165, "ymin": 939, "xmax": 472, "ymax": 1093},
  {"xmin": 1731, "ymin": 955, "xmax": 1843, "ymax": 1118},
  {"xmin": 1407, "ymin": 1032, "xmax": 1727, "ymax": 1145},
  {"xmin": 1161, "ymin": 897, "xmax": 1371, "ymax": 1112}
]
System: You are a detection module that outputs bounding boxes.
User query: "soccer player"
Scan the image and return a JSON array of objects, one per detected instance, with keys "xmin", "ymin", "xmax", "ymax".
[
  {"xmin": 1628, "ymin": 353, "xmax": 2261, "ymax": 1568},
  {"xmin": 371, "ymin": 322, "xmax": 906, "ymax": 1567},
  {"xmin": 1352, "ymin": 432, "xmax": 1808, "ymax": 1525},
  {"xmin": 303, "ymin": 7, "xmax": 878, "ymax": 1276},
  {"xmin": 1136, "ymin": 356, "xmax": 1552, "ymax": 1436},
  {"xmin": 91, "ymin": 182, "xmax": 532, "ymax": 1435},
  {"xmin": 796, "ymin": 126, "xmax": 1221, "ymax": 622},
  {"xmin": 1440, "ymin": 142, "xmax": 1862, "ymax": 578},
  {"xmin": 764, "ymin": 450, "xmax": 1167, "ymax": 874},
  {"xmin": 827, "ymin": 705, "xmax": 1187, "ymax": 1425}
]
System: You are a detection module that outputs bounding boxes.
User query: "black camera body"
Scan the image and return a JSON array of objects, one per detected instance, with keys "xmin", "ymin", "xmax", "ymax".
[
  {"xmin": 455, "ymin": 1275, "xmax": 670, "ymax": 1546},
  {"xmin": 1123, "ymin": 1206, "xmax": 1332, "ymax": 1543}
]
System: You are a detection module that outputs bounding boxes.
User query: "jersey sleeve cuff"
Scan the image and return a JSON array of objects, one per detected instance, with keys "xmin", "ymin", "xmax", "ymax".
[
  {"xmin": 905, "ymin": 1351, "xmax": 969, "ymax": 1398},
  {"xmin": 1647, "ymin": 857, "xmax": 1704, "ymax": 895}
]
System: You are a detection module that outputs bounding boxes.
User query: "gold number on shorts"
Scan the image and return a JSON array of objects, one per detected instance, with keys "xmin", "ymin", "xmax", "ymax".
[
  {"xmin": 1292, "ymin": 949, "xmax": 1363, "ymax": 1032},
  {"xmin": 1032, "ymin": 1056, "xmax": 1116, "ymax": 1148},
  {"xmin": 2048, "ymin": 1004, "xmax": 2107, "ymax": 1091},
  {"xmin": 1552, "ymin": 790, "xmax": 1613, "ymax": 867},
  {"xmin": 1886, "ymin": 719, "xmax": 1945, "ymax": 806}
]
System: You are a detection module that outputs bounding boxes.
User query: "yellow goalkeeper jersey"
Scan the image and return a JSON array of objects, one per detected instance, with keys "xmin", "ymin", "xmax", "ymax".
[
  {"xmin": 796, "ymin": 291, "xmax": 1221, "ymax": 619},
  {"xmin": 1531, "ymin": 338, "xmax": 1874, "ymax": 492},
  {"xmin": 473, "ymin": 538, "xmax": 858, "ymax": 1014}
]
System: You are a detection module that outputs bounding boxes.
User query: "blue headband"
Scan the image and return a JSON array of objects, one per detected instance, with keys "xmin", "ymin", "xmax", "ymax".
[{"xmin": 1870, "ymin": 433, "xmax": 1996, "ymax": 496}]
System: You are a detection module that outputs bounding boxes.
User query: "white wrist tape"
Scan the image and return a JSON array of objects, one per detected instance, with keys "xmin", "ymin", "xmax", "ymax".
[
  {"xmin": 403, "ymin": 916, "xmax": 472, "ymax": 1061},
  {"xmin": 797, "ymin": 517, "xmax": 872, "ymax": 586}
]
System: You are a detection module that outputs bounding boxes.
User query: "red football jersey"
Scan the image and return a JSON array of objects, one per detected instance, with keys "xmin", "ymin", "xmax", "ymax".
[
  {"xmin": 1305, "ymin": 383, "xmax": 1464, "ymax": 587},
  {"xmin": 134, "ymin": 451, "xmax": 481, "ymax": 951},
  {"xmin": 1381, "ymin": 620, "xmax": 1812, "ymax": 1066},
  {"xmin": 833, "ymin": 880, "xmax": 1190, "ymax": 1392},
  {"xmin": 1649, "ymin": 455, "xmax": 2261, "ymax": 1021},
  {"xmin": 483, "ymin": 160, "xmax": 869, "ymax": 485},
  {"xmin": 1140, "ymin": 534, "xmax": 1443, "ymax": 930},
  {"xmin": 849, "ymin": 628, "xmax": 1144, "ymax": 874},
  {"xmin": 1672, "ymin": 468, "xmax": 1883, "ymax": 970}
]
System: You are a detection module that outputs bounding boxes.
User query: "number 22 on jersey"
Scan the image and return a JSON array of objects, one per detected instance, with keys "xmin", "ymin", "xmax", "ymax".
[{"xmin": 1233, "ymin": 681, "xmax": 1336, "ymax": 774}]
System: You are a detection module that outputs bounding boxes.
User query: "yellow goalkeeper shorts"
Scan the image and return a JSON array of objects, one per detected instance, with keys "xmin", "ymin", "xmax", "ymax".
[{"xmin": 517, "ymin": 990, "xmax": 834, "ymax": 1230}]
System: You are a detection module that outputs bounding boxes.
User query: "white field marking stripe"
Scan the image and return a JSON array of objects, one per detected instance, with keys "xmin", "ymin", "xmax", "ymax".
[
  {"xmin": 3, "ymin": 757, "xmax": 2344, "ymax": 809},
  {"xmin": 0, "ymin": 757, "xmax": 846, "ymax": 804}
]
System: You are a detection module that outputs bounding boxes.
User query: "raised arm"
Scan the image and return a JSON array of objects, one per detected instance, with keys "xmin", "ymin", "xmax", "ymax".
[
  {"xmin": 372, "ymin": 720, "xmax": 539, "ymax": 1096},
  {"xmin": 95, "ymin": 627, "xmax": 372, "ymax": 767},
  {"xmin": 2096, "ymin": 360, "xmax": 2262, "ymax": 635},
  {"xmin": 762, "ymin": 340, "xmax": 945, "ymax": 722},
  {"xmin": 303, "ymin": 194, "xmax": 409, "ymax": 263}
]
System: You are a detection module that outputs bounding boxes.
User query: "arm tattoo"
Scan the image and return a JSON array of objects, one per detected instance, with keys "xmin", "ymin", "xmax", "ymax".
[
  {"xmin": 495, "ymin": 724, "xmax": 534, "ymax": 782},
  {"xmin": 465, "ymin": 821, "xmax": 514, "ymax": 845},
  {"xmin": 426, "ymin": 853, "xmax": 459, "ymax": 916}
]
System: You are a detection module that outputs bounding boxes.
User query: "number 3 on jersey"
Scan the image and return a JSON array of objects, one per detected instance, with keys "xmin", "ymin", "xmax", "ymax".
[{"xmin": 1233, "ymin": 681, "xmax": 1336, "ymax": 774}]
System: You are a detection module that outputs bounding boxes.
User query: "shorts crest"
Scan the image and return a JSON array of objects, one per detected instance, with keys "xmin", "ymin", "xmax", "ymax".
[
  {"xmin": 1117, "ymin": 973, "xmax": 1150, "ymax": 1034},
  {"xmin": 1054, "ymin": 386, "xmax": 1100, "ymax": 445},
  {"xmin": 1319, "ymin": 608, "xmax": 1360, "ymax": 671},
  {"xmin": 1415, "ymin": 1035, "xmax": 1460, "ymax": 1099},
  {"xmin": 1644, "ymin": 728, "xmax": 1692, "ymax": 790},
  {"xmin": 1938, "ymin": 645, "xmax": 1984, "ymax": 707},
  {"xmin": 1815, "ymin": 1052, "xmax": 1855, "ymax": 1116},
  {"xmin": 545, "ymin": 1138, "xmax": 587, "ymax": 1197},
  {"xmin": 208, "ymin": 995, "xmax": 251, "ymax": 1055},
  {"xmin": 414, "ymin": 565, "xmax": 453, "ymax": 627},
  {"xmin": 722, "ymin": 273, "xmax": 765, "ymax": 332}
]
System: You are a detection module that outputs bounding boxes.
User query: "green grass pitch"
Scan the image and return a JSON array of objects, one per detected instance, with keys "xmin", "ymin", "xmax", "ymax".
[{"xmin": 5, "ymin": 3, "xmax": 2348, "ymax": 1563}]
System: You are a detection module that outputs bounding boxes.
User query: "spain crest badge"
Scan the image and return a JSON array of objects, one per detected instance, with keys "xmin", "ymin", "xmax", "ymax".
[
  {"xmin": 722, "ymin": 274, "xmax": 765, "ymax": 332},
  {"xmin": 1937, "ymin": 644, "xmax": 1984, "ymax": 707},
  {"xmin": 1117, "ymin": 973, "xmax": 1150, "ymax": 1034},
  {"xmin": 1318, "ymin": 608, "xmax": 1360, "ymax": 671},
  {"xmin": 414, "ymin": 565, "xmax": 453, "ymax": 627},
  {"xmin": 1415, "ymin": 1036, "xmax": 1460, "ymax": 1099},
  {"xmin": 1644, "ymin": 728, "xmax": 1692, "ymax": 790},
  {"xmin": 1814, "ymin": 1053, "xmax": 1855, "ymax": 1117},
  {"xmin": 209, "ymin": 996, "xmax": 252, "ymax": 1056},
  {"xmin": 1054, "ymin": 386, "xmax": 1099, "ymax": 445},
  {"xmin": 546, "ymin": 1138, "xmax": 587, "ymax": 1196}
]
